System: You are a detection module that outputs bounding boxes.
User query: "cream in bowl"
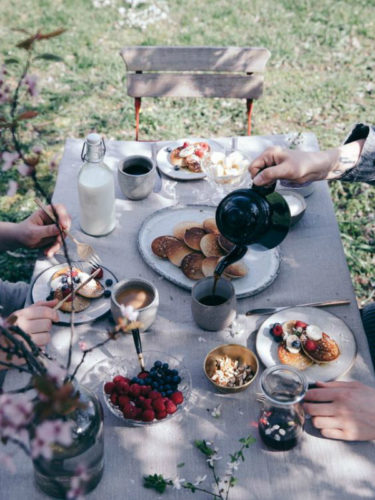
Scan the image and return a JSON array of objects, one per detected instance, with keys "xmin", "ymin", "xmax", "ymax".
[
  {"xmin": 111, "ymin": 279, "xmax": 159, "ymax": 331},
  {"xmin": 279, "ymin": 190, "xmax": 307, "ymax": 226}
]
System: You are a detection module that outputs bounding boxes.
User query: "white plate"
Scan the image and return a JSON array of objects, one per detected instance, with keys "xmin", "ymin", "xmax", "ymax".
[
  {"xmin": 31, "ymin": 262, "xmax": 117, "ymax": 324},
  {"xmin": 255, "ymin": 307, "xmax": 357, "ymax": 383},
  {"xmin": 156, "ymin": 138, "xmax": 224, "ymax": 181},
  {"xmin": 138, "ymin": 205, "xmax": 280, "ymax": 298}
]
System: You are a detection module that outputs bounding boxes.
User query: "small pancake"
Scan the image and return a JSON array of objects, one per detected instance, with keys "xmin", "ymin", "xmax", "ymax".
[
  {"xmin": 181, "ymin": 253, "xmax": 205, "ymax": 280},
  {"xmin": 185, "ymin": 155, "xmax": 202, "ymax": 173},
  {"xmin": 173, "ymin": 221, "xmax": 203, "ymax": 240},
  {"xmin": 54, "ymin": 289, "xmax": 90, "ymax": 313},
  {"xmin": 278, "ymin": 343, "xmax": 313, "ymax": 370},
  {"xmin": 302, "ymin": 332, "xmax": 340, "ymax": 363},
  {"xmin": 202, "ymin": 257, "xmax": 219, "ymax": 277},
  {"xmin": 217, "ymin": 234, "xmax": 235, "ymax": 253},
  {"xmin": 76, "ymin": 272, "xmax": 104, "ymax": 299},
  {"xmin": 169, "ymin": 146, "xmax": 185, "ymax": 167},
  {"xmin": 200, "ymin": 234, "xmax": 225, "ymax": 258},
  {"xmin": 203, "ymin": 218, "xmax": 219, "ymax": 234},
  {"xmin": 222, "ymin": 260, "xmax": 248, "ymax": 279},
  {"xmin": 151, "ymin": 235, "xmax": 180, "ymax": 258},
  {"xmin": 166, "ymin": 240, "xmax": 193, "ymax": 267},
  {"xmin": 184, "ymin": 227, "xmax": 206, "ymax": 251}
]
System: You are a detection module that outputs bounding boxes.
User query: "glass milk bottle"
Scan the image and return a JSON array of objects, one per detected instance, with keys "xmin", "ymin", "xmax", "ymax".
[{"xmin": 78, "ymin": 133, "xmax": 116, "ymax": 236}]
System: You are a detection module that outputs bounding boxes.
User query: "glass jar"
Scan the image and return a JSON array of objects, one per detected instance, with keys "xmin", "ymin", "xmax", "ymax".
[
  {"xmin": 258, "ymin": 365, "xmax": 307, "ymax": 450},
  {"xmin": 33, "ymin": 384, "xmax": 104, "ymax": 498}
]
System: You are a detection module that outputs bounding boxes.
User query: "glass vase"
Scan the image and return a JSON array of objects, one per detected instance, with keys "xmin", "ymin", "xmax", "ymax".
[{"xmin": 33, "ymin": 384, "xmax": 104, "ymax": 498}]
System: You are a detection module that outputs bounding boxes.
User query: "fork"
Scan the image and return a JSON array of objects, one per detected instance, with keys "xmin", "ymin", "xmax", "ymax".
[{"xmin": 35, "ymin": 198, "xmax": 101, "ymax": 268}]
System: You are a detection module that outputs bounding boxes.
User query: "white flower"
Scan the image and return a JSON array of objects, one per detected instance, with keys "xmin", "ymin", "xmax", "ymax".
[
  {"xmin": 119, "ymin": 304, "xmax": 139, "ymax": 322},
  {"xmin": 207, "ymin": 455, "xmax": 222, "ymax": 467},
  {"xmin": 172, "ymin": 476, "xmax": 185, "ymax": 490},
  {"xmin": 1, "ymin": 151, "xmax": 19, "ymax": 172},
  {"xmin": 193, "ymin": 475, "xmax": 207, "ymax": 486},
  {"xmin": 31, "ymin": 420, "xmax": 73, "ymax": 459},
  {"xmin": 211, "ymin": 404, "xmax": 221, "ymax": 418},
  {"xmin": 45, "ymin": 360, "xmax": 67, "ymax": 386},
  {"xmin": 198, "ymin": 336, "xmax": 207, "ymax": 343},
  {"xmin": 225, "ymin": 460, "xmax": 240, "ymax": 475}
]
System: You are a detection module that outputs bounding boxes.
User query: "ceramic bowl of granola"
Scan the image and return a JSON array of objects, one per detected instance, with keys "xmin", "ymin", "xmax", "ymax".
[{"xmin": 203, "ymin": 344, "xmax": 259, "ymax": 393}]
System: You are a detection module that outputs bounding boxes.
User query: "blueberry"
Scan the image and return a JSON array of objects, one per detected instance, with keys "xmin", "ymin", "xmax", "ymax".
[
  {"xmin": 162, "ymin": 363, "xmax": 169, "ymax": 371},
  {"xmin": 46, "ymin": 292, "xmax": 54, "ymax": 301},
  {"xmin": 62, "ymin": 276, "xmax": 68, "ymax": 284},
  {"xmin": 105, "ymin": 278, "xmax": 113, "ymax": 287},
  {"xmin": 74, "ymin": 276, "xmax": 80, "ymax": 283},
  {"xmin": 170, "ymin": 369, "xmax": 178, "ymax": 376},
  {"xmin": 61, "ymin": 284, "xmax": 69, "ymax": 292},
  {"xmin": 138, "ymin": 379, "xmax": 144, "ymax": 386},
  {"xmin": 291, "ymin": 339, "xmax": 301, "ymax": 349},
  {"xmin": 166, "ymin": 390, "xmax": 173, "ymax": 396},
  {"xmin": 165, "ymin": 384, "xmax": 171, "ymax": 391},
  {"xmin": 145, "ymin": 377, "xmax": 151, "ymax": 384},
  {"xmin": 161, "ymin": 391, "xmax": 166, "ymax": 397},
  {"xmin": 166, "ymin": 375, "xmax": 172, "ymax": 382},
  {"xmin": 131, "ymin": 377, "xmax": 138, "ymax": 383},
  {"xmin": 174, "ymin": 166, "xmax": 180, "ymax": 171},
  {"xmin": 154, "ymin": 360, "xmax": 162, "ymax": 368},
  {"xmin": 175, "ymin": 376, "xmax": 181, "ymax": 384}
]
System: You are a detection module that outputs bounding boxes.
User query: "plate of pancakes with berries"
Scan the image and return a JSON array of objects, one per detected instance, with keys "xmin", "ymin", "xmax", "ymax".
[
  {"xmin": 31, "ymin": 262, "xmax": 117, "ymax": 324},
  {"xmin": 156, "ymin": 138, "xmax": 224, "ymax": 180},
  {"xmin": 255, "ymin": 306, "xmax": 357, "ymax": 383},
  {"xmin": 138, "ymin": 205, "xmax": 280, "ymax": 298}
]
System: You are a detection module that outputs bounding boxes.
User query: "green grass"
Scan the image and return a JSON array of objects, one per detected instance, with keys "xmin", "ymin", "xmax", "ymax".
[{"xmin": 0, "ymin": 0, "xmax": 374, "ymax": 304}]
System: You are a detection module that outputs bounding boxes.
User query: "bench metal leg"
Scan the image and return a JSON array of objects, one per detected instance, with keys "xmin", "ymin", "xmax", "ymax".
[
  {"xmin": 246, "ymin": 99, "xmax": 253, "ymax": 136},
  {"xmin": 135, "ymin": 97, "xmax": 141, "ymax": 141}
]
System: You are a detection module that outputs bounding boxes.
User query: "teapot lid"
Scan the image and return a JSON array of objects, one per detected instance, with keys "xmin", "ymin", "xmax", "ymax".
[{"xmin": 215, "ymin": 187, "xmax": 291, "ymax": 250}]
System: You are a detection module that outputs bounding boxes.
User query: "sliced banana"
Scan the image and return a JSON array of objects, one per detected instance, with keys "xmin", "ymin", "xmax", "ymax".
[{"xmin": 286, "ymin": 335, "xmax": 301, "ymax": 354}]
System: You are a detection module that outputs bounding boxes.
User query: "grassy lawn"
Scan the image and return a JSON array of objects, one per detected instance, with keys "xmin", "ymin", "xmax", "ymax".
[{"xmin": 0, "ymin": 0, "xmax": 374, "ymax": 304}]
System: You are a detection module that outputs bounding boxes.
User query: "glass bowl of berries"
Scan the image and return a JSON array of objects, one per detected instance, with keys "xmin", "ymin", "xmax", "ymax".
[{"xmin": 100, "ymin": 350, "xmax": 192, "ymax": 426}]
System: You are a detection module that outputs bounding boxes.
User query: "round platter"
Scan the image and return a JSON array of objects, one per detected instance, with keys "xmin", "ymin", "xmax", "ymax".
[
  {"xmin": 138, "ymin": 205, "xmax": 280, "ymax": 298},
  {"xmin": 255, "ymin": 306, "xmax": 357, "ymax": 383},
  {"xmin": 31, "ymin": 262, "xmax": 117, "ymax": 324},
  {"xmin": 156, "ymin": 138, "xmax": 224, "ymax": 181}
]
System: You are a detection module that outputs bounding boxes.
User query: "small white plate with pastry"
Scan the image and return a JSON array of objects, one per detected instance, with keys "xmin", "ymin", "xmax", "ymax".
[
  {"xmin": 31, "ymin": 262, "xmax": 117, "ymax": 324},
  {"xmin": 156, "ymin": 138, "xmax": 224, "ymax": 181}
]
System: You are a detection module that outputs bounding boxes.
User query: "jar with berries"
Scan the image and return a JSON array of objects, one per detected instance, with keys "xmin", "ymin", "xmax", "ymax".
[
  {"xmin": 258, "ymin": 365, "xmax": 307, "ymax": 450},
  {"xmin": 78, "ymin": 133, "xmax": 116, "ymax": 236}
]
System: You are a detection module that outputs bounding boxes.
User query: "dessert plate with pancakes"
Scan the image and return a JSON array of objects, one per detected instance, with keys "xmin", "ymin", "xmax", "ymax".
[
  {"xmin": 138, "ymin": 205, "xmax": 280, "ymax": 298},
  {"xmin": 31, "ymin": 262, "xmax": 117, "ymax": 324},
  {"xmin": 156, "ymin": 138, "xmax": 224, "ymax": 181},
  {"xmin": 255, "ymin": 306, "xmax": 357, "ymax": 383}
]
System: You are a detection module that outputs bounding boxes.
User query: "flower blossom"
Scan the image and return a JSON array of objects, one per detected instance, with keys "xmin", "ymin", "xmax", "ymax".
[
  {"xmin": 31, "ymin": 419, "xmax": 74, "ymax": 460},
  {"xmin": 172, "ymin": 476, "xmax": 186, "ymax": 490},
  {"xmin": 6, "ymin": 180, "xmax": 18, "ymax": 197},
  {"xmin": 193, "ymin": 475, "xmax": 207, "ymax": 486},
  {"xmin": 119, "ymin": 304, "xmax": 139, "ymax": 322},
  {"xmin": 0, "ymin": 393, "xmax": 33, "ymax": 440},
  {"xmin": 45, "ymin": 360, "xmax": 67, "ymax": 386},
  {"xmin": 207, "ymin": 454, "xmax": 222, "ymax": 467},
  {"xmin": 17, "ymin": 162, "xmax": 34, "ymax": 177},
  {"xmin": 0, "ymin": 452, "xmax": 16, "ymax": 474},
  {"xmin": 23, "ymin": 74, "xmax": 38, "ymax": 98},
  {"xmin": 1, "ymin": 151, "xmax": 19, "ymax": 172},
  {"xmin": 211, "ymin": 404, "xmax": 222, "ymax": 418},
  {"xmin": 225, "ymin": 460, "xmax": 240, "ymax": 475},
  {"xmin": 67, "ymin": 464, "xmax": 89, "ymax": 500}
]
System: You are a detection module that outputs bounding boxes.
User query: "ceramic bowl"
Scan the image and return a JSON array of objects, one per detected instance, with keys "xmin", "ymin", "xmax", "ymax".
[
  {"xmin": 279, "ymin": 189, "xmax": 307, "ymax": 226},
  {"xmin": 204, "ymin": 344, "xmax": 259, "ymax": 393}
]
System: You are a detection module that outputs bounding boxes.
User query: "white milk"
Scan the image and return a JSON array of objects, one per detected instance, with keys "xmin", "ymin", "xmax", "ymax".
[{"xmin": 78, "ymin": 134, "xmax": 116, "ymax": 236}]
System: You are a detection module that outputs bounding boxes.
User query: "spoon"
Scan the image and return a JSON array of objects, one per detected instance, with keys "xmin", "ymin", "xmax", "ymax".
[{"xmin": 131, "ymin": 328, "xmax": 146, "ymax": 372}]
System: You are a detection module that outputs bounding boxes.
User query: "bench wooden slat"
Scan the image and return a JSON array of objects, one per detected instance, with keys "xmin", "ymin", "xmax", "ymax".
[
  {"xmin": 127, "ymin": 73, "xmax": 264, "ymax": 99},
  {"xmin": 121, "ymin": 46, "xmax": 270, "ymax": 73}
]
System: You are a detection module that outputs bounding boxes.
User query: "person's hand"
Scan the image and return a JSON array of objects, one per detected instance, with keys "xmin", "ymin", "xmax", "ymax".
[
  {"xmin": 249, "ymin": 147, "xmax": 337, "ymax": 186},
  {"xmin": 16, "ymin": 204, "xmax": 71, "ymax": 257},
  {"xmin": 303, "ymin": 381, "xmax": 375, "ymax": 441}
]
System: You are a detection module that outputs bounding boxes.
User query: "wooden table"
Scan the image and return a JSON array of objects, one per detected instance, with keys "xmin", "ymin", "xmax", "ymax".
[{"xmin": 2, "ymin": 134, "xmax": 375, "ymax": 499}]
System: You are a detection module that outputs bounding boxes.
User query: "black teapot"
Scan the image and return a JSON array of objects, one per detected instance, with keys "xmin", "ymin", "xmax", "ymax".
[{"xmin": 214, "ymin": 182, "xmax": 291, "ymax": 276}]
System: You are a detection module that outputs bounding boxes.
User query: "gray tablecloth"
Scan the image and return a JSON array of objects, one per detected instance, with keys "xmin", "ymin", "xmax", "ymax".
[{"xmin": 2, "ymin": 134, "xmax": 375, "ymax": 499}]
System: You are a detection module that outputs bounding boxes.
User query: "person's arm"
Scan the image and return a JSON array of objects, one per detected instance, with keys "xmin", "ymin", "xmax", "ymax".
[
  {"xmin": 303, "ymin": 380, "xmax": 375, "ymax": 441},
  {"xmin": 249, "ymin": 139, "xmax": 365, "ymax": 186},
  {"xmin": 0, "ymin": 203, "xmax": 71, "ymax": 257}
]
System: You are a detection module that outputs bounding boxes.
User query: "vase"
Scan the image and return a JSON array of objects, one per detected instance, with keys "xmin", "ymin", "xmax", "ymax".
[{"xmin": 33, "ymin": 384, "xmax": 104, "ymax": 498}]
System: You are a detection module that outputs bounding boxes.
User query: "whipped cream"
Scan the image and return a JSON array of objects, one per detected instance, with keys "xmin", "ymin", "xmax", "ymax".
[{"xmin": 306, "ymin": 324, "xmax": 323, "ymax": 341}]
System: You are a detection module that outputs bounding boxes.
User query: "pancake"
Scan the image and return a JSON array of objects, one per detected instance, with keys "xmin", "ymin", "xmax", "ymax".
[
  {"xmin": 203, "ymin": 218, "xmax": 219, "ymax": 234},
  {"xmin": 217, "ymin": 234, "xmax": 235, "ymax": 253},
  {"xmin": 278, "ymin": 343, "xmax": 313, "ymax": 370},
  {"xmin": 222, "ymin": 260, "xmax": 248, "ymax": 279},
  {"xmin": 151, "ymin": 235, "xmax": 180, "ymax": 258},
  {"xmin": 202, "ymin": 257, "xmax": 219, "ymax": 277},
  {"xmin": 302, "ymin": 332, "xmax": 340, "ymax": 363},
  {"xmin": 166, "ymin": 240, "xmax": 193, "ymax": 267},
  {"xmin": 76, "ymin": 272, "xmax": 104, "ymax": 299},
  {"xmin": 185, "ymin": 155, "xmax": 202, "ymax": 173},
  {"xmin": 169, "ymin": 146, "xmax": 186, "ymax": 167},
  {"xmin": 54, "ymin": 289, "xmax": 90, "ymax": 313},
  {"xmin": 181, "ymin": 253, "xmax": 205, "ymax": 280},
  {"xmin": 184, "ymin": 227, "xmax": 206, "ymax": 251},
  {"xmin": 173, "ymin": 221, "xmax": 203, "ymax": 240},
  {"xmin": 200, "ymin": 234, "xmax": 224, "ymax": 258}
]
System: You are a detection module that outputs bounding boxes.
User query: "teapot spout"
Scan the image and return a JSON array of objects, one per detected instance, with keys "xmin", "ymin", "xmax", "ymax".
[{"xmin": 215, "ymin": 244, "xmax": 248, "ymax": 276}]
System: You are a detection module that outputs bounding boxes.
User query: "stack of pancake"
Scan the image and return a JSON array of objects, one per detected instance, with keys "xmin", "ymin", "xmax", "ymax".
[{"xmin": 151, "ymin": 218, "xmax": 248, "ymax": 281}]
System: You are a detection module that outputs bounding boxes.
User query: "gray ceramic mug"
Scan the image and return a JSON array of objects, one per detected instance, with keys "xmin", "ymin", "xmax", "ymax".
[
  {"xmin": 118, "ymin": 155, "xmax": 155, "ymax": 200},
  {"xmin": 111, "ymin": 278, "xmax": 159, "ymax": 332},
  {"xmin": 191, "ymin": 277, "xmax": 236, "ymax": 331}
]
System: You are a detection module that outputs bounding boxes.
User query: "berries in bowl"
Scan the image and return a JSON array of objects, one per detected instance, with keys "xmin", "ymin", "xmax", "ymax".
[{"xmin": 102, "ymin": 351, "xmax": 192, "ymax": 425}]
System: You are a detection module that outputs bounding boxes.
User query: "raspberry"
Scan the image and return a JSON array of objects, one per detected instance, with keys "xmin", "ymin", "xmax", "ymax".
[
  {"xmin": 305, "ymin": 339, "xmax": 317, "ymax": 352},
  {"xmin": 104, "ymin": 382, "xmax": 115, "ymax": 394},
  {"xmin": 195, "ymin": 149, "xmax": 204, "ymax": 158},
  {"xmin": 113, "ymin": 375, "xmax": 126, "ymax": 385},
  {"xmin": 118, "ymin": 396, "xmax": 130, "ymax": 409},
  {"xmin": 296, "ymin": 321, "xmax": 308, "ymax": 329},
  {"xmin": 134, "ymin": 407, "xmax": 143, "ymax": 420},
  {"xmin": 129, "ymin": 384, "xmax": 141, "ymax": 397},
  {"xmin": 141, "ymin": 385, "xmax": 151, "ymax": 396},
  {"xmin": 199, "ymin": 142, "xmax": 209, "ymax": 150},
  {"xmin": 165, "ymin": 400, "xmax": 177, "ymax": 414},
  {"xmin": 182, "ymin": 142, "xmax": 189, "ymax": 148},
  {"xmin": 91, "ymin": 266, "xmax": 103, "ymax": 279},
  {"xmin": 123, "ymin": 405, "xmax": 137, "ymax": 419},
  {"xmin": 137, "ymin": 371, "xmax": 149, "ymax": 379},
  {"xmin": 142, "ymin": 409, "xmax": 155, "ymax": 422},
  {"xmin": 271, "ymin": 323, "xmax": 283, "ymax": 338},
  {"xmin": 110, "ymin": 393, "xmax": 118, "ymax": 406},
  {"xmin": 170, "ymin": 391, "xmax": 184, "ymax": 405},
  {"xmin": 149, "ymin": 390, "xmax": 162, "ymax": 400},
  {"xmin": 116, "ymin": 381, "xmax": 130, "ymax": 395},
  {"xmin": 156, "ymin": 410, "xmax": 167, "ymax": 420},
  {"xmin": 62, "ymin": 287, "xmax": 73, "ymax": 298},
  {"xmin": 152, "ymin": 398, "xmax": 165, "ymax": 413}
]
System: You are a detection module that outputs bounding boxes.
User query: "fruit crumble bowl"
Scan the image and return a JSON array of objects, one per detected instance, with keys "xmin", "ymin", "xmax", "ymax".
[{"xmin": 101, "ymin": 350, "xmax": 192, "ymax": 426}]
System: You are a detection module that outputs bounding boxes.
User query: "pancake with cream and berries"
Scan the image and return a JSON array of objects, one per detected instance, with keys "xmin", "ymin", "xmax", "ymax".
[
  {"xmin": 50, "ymin": 267, "xmax": 104, "ymax": 299},
  {"xmin": 169, "ymin": 141, "xmax": 210, "ymax": 173},
  {"xmin": 270, "ymin": 321, "xmax": 313, "ymax": 370},
  {"xmin": 301, "ymin": 325, "xmax": 340, "ymax": 363}
]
